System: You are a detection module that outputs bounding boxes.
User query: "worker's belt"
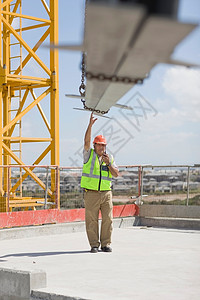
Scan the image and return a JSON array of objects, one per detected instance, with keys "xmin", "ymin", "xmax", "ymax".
[{"xmin": 84, "ymin": 189, "xmax": 110, "ymax": 193}]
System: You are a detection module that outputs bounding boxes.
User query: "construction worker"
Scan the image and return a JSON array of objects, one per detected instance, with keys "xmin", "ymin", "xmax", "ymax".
[{"xmin": 81, "ymin": 112, "xmax": 119, "ymax": 253}]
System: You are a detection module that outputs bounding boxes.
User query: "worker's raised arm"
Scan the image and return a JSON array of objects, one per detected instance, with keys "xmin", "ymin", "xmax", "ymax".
[{"xmin": 84, "ymin": 113, "xmax": 97, "ymax": 151}]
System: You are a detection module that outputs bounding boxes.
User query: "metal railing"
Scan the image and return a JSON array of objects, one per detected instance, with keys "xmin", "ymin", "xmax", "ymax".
[
  {"xmin": 138, "ymin": 165, "xmax": 200, "ymax": 206},
  {"xmin": 0, "ymin": 164, "xmax": 199, "ymax": 212},
  {"xmin": 59, "ymin": 164, "xmax": 200, "ymax": 208},
  {"xmin": 59, "ymin": 167, "xmax": 83, "ymax": 209}
]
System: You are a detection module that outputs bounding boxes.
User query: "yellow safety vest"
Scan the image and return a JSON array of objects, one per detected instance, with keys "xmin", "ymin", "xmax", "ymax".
[{"xmin": 81, "ymin": 149, "xmax": 113, "ymax": 191}]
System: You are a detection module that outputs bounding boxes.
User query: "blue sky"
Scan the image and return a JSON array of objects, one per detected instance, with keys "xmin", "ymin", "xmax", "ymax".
[{"xmin": 18, "ymin": 0, "xmax": 200, "ymax": 167}]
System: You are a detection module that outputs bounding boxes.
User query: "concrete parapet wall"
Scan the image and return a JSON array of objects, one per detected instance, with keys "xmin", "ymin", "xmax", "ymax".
[
  {"xmin": 140, "ymin": 217, "xmax": 200, "ymax": 230},
  {"xmin": 0, "ymin": 205, "xmax": 138, "ymax": 229},
  {"xmin": 0, "ymin": 217, "xmax": 138, "ymax": 240},
  {"xmin": 0, "ymin": 222, "xmax": 85, "ymax": 241},
  {"xmin": 139, "ymin": 205, "xmax": 200, "ymax": 219},
  {"xmin": 0, "ymin": 268, "xmax": 46, "ymax": 300}
]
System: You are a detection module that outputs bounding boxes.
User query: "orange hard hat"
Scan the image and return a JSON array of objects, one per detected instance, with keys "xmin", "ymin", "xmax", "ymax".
[{"xmin": 93, "ymin": 135, "xmax": 107, "ymax": 145}]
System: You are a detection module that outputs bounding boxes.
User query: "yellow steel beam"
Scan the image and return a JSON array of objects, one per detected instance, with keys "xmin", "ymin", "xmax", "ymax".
[
  {"xmin": 8, "ymin": 74, "xmax": 50, "ymax": 82},
  {"xmin": 50, "ymin": 0, "xmax": 59, "ymax": 206},
  {"xmin": 7, "ymin": 74, "xmax": 51, "ymax": 85},
  {"xmin": 1, "ymin": 0, "xmax": 13, "ymax": 9},
  {"xmin": 9, "ymin": 203, "xmax": 44, "ymax": 208},
  {"xmin": 30, "ymin": 89, "xmax": 51, "ymax": 133},
  {"xmin": 14, "ymin": 27, "xmax": 50, "ymax": 75},
  {"xmin": 11, "ymin": 144, "xmax": 51, "ymax": 193},
  {"xmin": 11, "ymin": 84, "xmax": 51, "ymax": 91},
  {"xmin": 15, "ymin": 22, "xmax": 49, "ymax": 32},
  {"xmin": 7, "ymin": 78, "xmax": 50, "ymax": 86},
  {"xmin": 0, "ymin": 0, "xmax": 59, "ymax": 211},
  {"xmin": 2, "ymin": 4, "xmax": 11, "ymax": 195},
  {"xmin": 9, "ymin": 0, "xmax": 21, "ymax": 24},
  {"xmin": 50, "ymin": 0, "xmax": 59, "ymax": 163},
  {"xmin": 36, "ymin": 104, "xmax": 51, "ymax": 133},
  {"xmin": 2, "ymin": 142, "xmax": 53, "ymax": 196},
  {"xmin": 41, "ymin": 0, "xmax": 50, "ymax": 17},
  {"xmin": 9, "ymin": 88, "xmax": 29, "ymax": 136},
  {"xmin": 0, "ymin": 64, "xmax": 7, "ymax": 86},
  {"xmin": 1, "ymin": 15, "xmax": 51, "ymax": 76},
  {"xmin": 3, "ymin": 87, "xmax": 50, "ymax": 134},
  {"xmin": 3, "ymin": 137, "xmax": 52, "ymax": 142},
  {"xmin": 2, "ymin": 11, "xmax": 51, "ymax": 24}
]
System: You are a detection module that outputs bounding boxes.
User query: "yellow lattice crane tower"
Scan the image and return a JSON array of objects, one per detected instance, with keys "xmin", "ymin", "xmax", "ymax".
[{"xmin": 0, "ymin": 0, "xmax": 59, "ymax": 212}]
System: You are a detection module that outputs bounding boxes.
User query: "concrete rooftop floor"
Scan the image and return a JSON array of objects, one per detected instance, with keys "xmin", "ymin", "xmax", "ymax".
[{"xmin": 0, "ymin": 226, "xmax": 200, "ymax": 300}]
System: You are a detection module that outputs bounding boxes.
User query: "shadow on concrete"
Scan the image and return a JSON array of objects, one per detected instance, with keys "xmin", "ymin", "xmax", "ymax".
[{"xmin": 0, "ymin": 250, "xmax": 90, "ymax": 259}]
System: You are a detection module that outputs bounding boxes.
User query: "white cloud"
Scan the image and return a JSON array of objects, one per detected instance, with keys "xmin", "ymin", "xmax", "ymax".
[
  {"xmin": 162, "ymin": 66, "xmax": 200, "ymax": 122},
  {"xmin": 115, "ymin": 124, "xmax": 199, "ymax": 165}
]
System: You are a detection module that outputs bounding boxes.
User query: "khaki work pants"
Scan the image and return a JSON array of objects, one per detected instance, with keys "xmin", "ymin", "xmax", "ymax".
[{"xmin": 84, "ymin": 190, "xmax": 113, "ymax": 248}]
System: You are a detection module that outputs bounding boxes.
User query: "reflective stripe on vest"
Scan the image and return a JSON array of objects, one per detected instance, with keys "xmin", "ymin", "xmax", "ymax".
[{"xmin": 81, "ymin": 149, "xmax": 113, "ymax": 191}]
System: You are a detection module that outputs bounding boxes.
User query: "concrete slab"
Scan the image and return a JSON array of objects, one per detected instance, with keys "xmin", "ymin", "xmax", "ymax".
[{"xmin": 0, "ymin": 227, "xmax": 200, "ymax": 300}]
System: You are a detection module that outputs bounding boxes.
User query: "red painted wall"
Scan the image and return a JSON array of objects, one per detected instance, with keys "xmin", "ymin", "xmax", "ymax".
[{"xmin": 0, "ymin": 204, "xmax": 139, "ymax": 228}]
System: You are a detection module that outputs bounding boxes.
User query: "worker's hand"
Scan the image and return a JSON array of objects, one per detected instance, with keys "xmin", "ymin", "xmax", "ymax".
[
  {"xmin": 102, "ymin": 153, "xmax": 110, "ymax": 165},
  {"xmin": 89, "ymin": 112, "xmax": 97, "ymax": 127}
]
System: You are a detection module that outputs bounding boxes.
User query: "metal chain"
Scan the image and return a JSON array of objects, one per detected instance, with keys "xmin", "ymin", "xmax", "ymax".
[
  {"xmin": 79, "ymin": 0, "xmax": 145, "ymax": 115},
  {"xmin": 79, "ymin": 52, "xmax": 86, "ymax": 98},
  {"xmin": 79, "ymin": 57, "xmax": 109, "ymax": 114},
  {"xmin": 83, "ymin": 103, "xmax": 109, "ymax": 115},
  {"xmin": 86, "ymin": 71, "xmax": 145, "ymax": 84},
  {"xmin": 80, "ymin": 71, "xmax": 145, "ymax": 114},
  {"xmin": 78, "ymin": 1, "xmax": 109, "ymax": 115},
  {"xmin": 79, "ymin": 0, "xmax": 87, "ymax": 107}
]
